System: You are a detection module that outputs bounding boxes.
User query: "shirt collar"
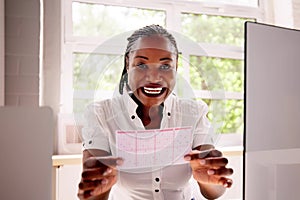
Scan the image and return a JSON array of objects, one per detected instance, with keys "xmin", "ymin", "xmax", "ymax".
[
  {"xmin": 123, "ymin": 90, "xmax": 139, "ymax": 119},
  {"xmin": 122, "ymin": 90, "xmax": 174, "ymax": 119}
]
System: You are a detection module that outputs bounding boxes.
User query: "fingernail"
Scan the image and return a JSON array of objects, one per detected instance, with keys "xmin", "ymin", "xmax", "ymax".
[
  {"xmin": 101, "ymin": 179, "xmax": 108, "ymax": 185},
  {"xmin": 200, "ymin": 160, "xmax": 206, "ymax": 165},
  {"xmin": 184, "ymin": 156, "xmax": 191, "ymax": 161},
  {"xmin": 90, "ymin": 190, "xmax": 95, "ymax": 196},
  {"xmin": 103, "ymin": 168, "xmax": 112, "ymax": 176},
  {"xmin": 116, "ymin": 159, "xmax": 124, "ymax": 166},
  {"xmin": 207, "ymin": 169, "xmax": 215, "ymax": 175},
  {"xmin": 224, "ymin": 180, "xmax": 232, "ymax": 188},
  {"xmin": 225, "ymin": 180, "xmax": 232, "ymax": 188}
]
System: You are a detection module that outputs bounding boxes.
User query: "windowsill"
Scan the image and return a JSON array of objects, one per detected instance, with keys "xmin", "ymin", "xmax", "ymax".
[
  {"xmin": 52, "ymin": 154, "xmax": 82, "ymax": 167},
  {"xmin": 52, "ymin": 146, "xmax": 243, "ymax": 167}
]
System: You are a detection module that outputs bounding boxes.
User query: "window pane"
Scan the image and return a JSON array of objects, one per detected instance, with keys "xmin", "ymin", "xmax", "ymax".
[
  {"xmin": 73, "ymin": 52, "xmax": 123, "ymax": 112},
  {"xmin": 73, "ymin": 99, "xmax": 93, "ymax": 113},
  {"xmin": 189, "ymin": 56, "xmax": 243, "ymax": 92},
  {"xmin": 181, "ymin": 13, "xmax": 254, "ymax": 46},
  {"xmin": 188, "ymin": 0, "xmax": 258, "ymax": 7},
  {"xmin": 202, "ymin": 99, "xmax": 244, "ymax": 134},
  {"xmin": 72, "ymin": 2, "xmax": 166, "ymax": 37},
  {"xmin": 73, "ymin": 53, "xmax": 123, "ymax": 90}
]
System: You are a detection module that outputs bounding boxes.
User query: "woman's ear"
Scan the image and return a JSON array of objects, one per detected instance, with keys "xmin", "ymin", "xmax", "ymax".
[{"xmin": 125, "ymin": 56, "xmax": 129, "ymax": 71}]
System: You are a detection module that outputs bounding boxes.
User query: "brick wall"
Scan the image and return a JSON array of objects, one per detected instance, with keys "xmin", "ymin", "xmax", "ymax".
[{"xmin": 4, "ymin": 0, "xmax": 40, "ymax": 106}]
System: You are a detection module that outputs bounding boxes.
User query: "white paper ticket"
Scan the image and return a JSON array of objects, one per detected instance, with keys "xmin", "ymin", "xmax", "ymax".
[{"xmin": 116, "ymin": 127, "xmax": 192, "ymax": 169}]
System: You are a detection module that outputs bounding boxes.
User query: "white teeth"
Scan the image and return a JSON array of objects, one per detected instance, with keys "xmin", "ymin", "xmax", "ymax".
[{"xmin": 143, "ymin": 87, "xmax": 163, "ymax": 94}]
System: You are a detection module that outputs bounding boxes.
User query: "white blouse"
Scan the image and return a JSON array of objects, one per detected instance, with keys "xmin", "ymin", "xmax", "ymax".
[{"xmin": 81, "ymin": 92, "xmax": 215, "ymax": 200}]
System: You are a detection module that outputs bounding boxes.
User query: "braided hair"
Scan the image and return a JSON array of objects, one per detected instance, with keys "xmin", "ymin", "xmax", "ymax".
[{"xmin": 118, "ymin": 25, "xmax": 178, "ymax": 94}]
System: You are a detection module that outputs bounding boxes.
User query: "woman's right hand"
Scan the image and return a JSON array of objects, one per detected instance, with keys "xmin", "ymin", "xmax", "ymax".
[{"xmin": 77, "ymin": 156, "xmax": 123, "ymax": 200}]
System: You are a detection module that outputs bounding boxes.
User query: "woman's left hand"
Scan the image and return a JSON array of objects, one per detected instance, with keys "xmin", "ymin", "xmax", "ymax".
[{"xmin": 184, "ymin": 145, "xmax": 233, "ymax": 188}]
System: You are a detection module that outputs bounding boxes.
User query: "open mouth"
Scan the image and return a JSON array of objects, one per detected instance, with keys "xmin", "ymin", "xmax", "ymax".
[{"xmin": 141, "ymin": 87, "xmax": 167, "ymax": 97}]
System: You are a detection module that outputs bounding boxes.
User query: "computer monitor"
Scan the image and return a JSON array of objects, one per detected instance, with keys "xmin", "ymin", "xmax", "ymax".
[
  {"xmin": 0, "ymin": 107, "xmax": 53, "ymax": 200},
  {"xmin": 244, "ymin": 22, "xmax": 300, "ymax": 200}
]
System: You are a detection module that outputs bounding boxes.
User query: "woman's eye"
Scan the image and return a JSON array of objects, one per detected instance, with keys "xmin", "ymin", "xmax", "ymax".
[
  {"xmin": 160, "ymin": 64, "xmax": 171, "ymax": 70},
  {"xmin": 136, "ymin": 63, "xmax": 148, "ymax": 69}
]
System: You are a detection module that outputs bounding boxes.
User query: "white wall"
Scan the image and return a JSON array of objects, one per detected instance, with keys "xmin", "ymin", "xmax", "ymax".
[
  {"xmin": 292, "ymin": 0, "xmax": 300, "ymax": 29},
  {"xmin": 273, "ymin": 0, "xmax": 294, "ymax": 28}
]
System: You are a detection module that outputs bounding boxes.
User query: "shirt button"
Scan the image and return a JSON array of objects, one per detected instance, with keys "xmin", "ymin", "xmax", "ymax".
[
  {"xmin": 155, "ymin": 177, "xmax": 160, "ymax": 182},
  {"xmin": 131, "ymin": 115, "xmax": 135, "ymax": 119},
  {"xmin": 88, "ymin": 140, "xmax": 92, "ymax": 144},
  {"xmin": 155, "ymin": 189, "xmax": 159, "ymax": 192},
  {"xmin": 167, "ymin": 112, "xmax": 171, "ymax": 116}
]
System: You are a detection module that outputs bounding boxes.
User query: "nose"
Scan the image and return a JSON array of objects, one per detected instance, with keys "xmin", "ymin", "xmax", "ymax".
[{"xmin": 146, "ymin": 66, "xmax": 162, "ymax": 83}]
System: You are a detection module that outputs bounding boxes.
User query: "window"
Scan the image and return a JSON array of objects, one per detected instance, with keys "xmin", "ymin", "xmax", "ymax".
[
  {"xmin": 188, "ymin": 0, "xmax": 258, "ymax": 7},
  {"xmin": 72, "ymin": 2, "xmax": 166, "ymax": 37},
  {"xmin": 60, "ymin": 0, "xmax": 263, "ymax": 151}
]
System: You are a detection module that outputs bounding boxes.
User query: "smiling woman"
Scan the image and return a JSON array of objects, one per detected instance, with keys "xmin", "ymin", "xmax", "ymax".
[
  {"xmin": 41, "ymin": 0, "xmax": 267, "ymax": 199},
  {"xmin": 77, "ymin": 25, "xmax": 233, "ymax": 200}
]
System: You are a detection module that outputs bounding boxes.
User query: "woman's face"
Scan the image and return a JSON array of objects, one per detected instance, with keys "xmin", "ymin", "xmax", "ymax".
[{"xmin": 127, "ymin": 35, "xmax": 177, "ymax": 107}]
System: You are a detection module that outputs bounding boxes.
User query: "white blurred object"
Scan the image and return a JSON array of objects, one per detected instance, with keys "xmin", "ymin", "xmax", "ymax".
[
  {"xmin": 245, "ymin": 22, "xmax": 300, "ymax": 200},
  {"xmin": 0, "ymin": 106, "xmax": 53, "ymax": 200}
]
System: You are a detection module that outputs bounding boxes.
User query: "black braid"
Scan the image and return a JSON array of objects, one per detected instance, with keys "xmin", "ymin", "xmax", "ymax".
[{"xmin": 118, "ymin": 24, "xmax": 178, "ymax": 94}]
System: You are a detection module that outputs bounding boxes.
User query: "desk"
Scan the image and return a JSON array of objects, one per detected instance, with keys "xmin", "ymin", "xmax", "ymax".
[
  {"xmin": 52, "ymin": 154, "xmax": 82, "ymax": 167},
  {"xmin": 52, "ymin": 154, "xmax": 82, "ymax": 200}
]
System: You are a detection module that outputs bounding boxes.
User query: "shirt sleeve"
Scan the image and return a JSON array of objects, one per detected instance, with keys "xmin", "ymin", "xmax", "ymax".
[
  {"xmin": 192, "ymin": 101, "xmax": 216, "ymax": 149},
  {"xmin": 81, "ymin": 103, "xmax": 111, "ymax": 153}
]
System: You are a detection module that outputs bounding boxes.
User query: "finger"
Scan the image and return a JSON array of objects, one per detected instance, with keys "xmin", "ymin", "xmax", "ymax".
[
  {"xmin": 78, "ymin": 176, "xmax": 116, "ymax": 199},
  {"xmin": 207, "ymin": 167, "xmax": 234, "ymax": 176},
  {"xmin": 184, "ymin": 149, "xmax": 222, "ymax": 160},
  {"xmin": 202, "ymin": 175, "xmax": 233, "ymax": 188},
  {"xmin": 202, "ymin": 157, "xmax": 228, "ymax": 167},
  {"xmin": 82, "ymin": 167, "xmax": 117, "ymax": 180},
  {"xmin": 79, "ymin": 180, "xmax": 102, "ymax": 190},
  {"xmin": 91, "ymin": 176, "xmax": 117, "ymax": 196},
  {"xmin": 195, "ymin": 144, "xmax": 215, "ymax": 151},
  {"xmin": 82, "ymin": 168, "xmax": 105, "ymax": 180},
  {"xmin": 84, "ymin": 157, "xmax": 123, "ymax": 169},
  {"xmin": 77, "ymin": 189, "xmax": 93, "ymax": 199},
  {"xmin": 209, "ymin": 149, "xmax": 223, "ymax": 157},
  {"xmin": 218, "ymin": 177, "xmax": 233, "ymax": 188},
  {"xmin": 184, "ymin": 150, "xmax": 210, "ymax": 160}
]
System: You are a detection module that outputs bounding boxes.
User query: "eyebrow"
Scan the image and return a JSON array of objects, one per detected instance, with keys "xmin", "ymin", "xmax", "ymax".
[
  {"xmin": 134, "ymin": 55, "xmax": 148, "ymax": 60},
  {"xmin": 160, "ymin": 57, "xmax": 173, "ymax": 61},
  {"xmin": 134, "ymin": 55, "xmax": 173, "ymax": 61}
]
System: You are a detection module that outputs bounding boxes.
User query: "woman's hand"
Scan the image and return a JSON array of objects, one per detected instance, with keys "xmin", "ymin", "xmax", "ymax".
[
  {"xmin": 184, "ymin": 145, "xmax": 233, "ymax": 199},
  {"xmin": 77, "ymin": 156, "xmax": 123, "ymax": 200}
]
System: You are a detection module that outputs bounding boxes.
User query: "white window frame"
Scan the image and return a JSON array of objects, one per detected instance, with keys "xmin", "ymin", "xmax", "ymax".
[{"xmin": 59, "ymin": 0, "xmax": 265, "ymax": 152}]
